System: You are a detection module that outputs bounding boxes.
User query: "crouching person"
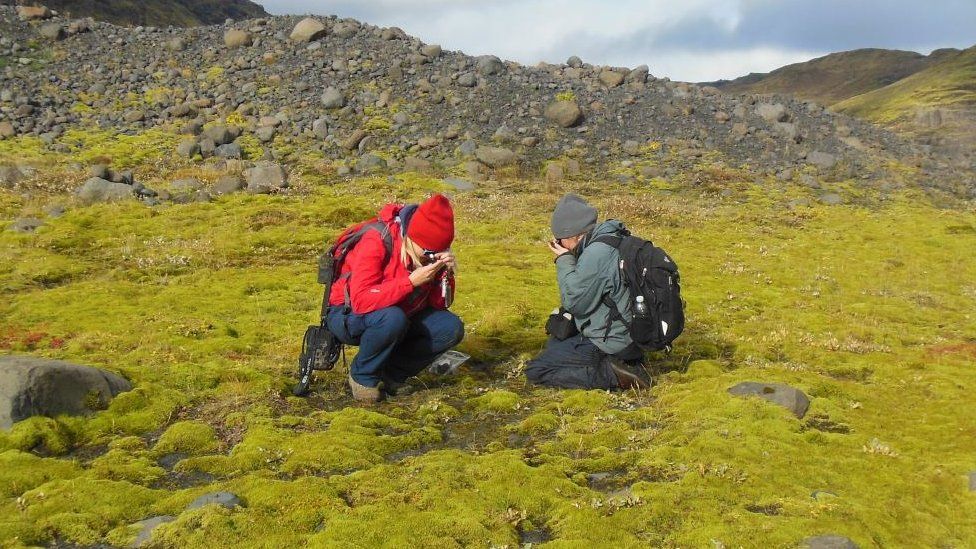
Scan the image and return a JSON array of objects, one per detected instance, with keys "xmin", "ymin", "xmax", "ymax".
[
  {"xmin": 526, "ymin": 194, "xmax": 652, "ymax": 390},
  {"xmin": 327, "ymin": 194, "xmax": 464, "ymax": 403}
]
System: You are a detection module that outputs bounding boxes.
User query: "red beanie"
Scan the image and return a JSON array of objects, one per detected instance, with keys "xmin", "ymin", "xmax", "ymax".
[{"xmin": 407, "ymin": 194, "xmax": 454, "ymax": 251}]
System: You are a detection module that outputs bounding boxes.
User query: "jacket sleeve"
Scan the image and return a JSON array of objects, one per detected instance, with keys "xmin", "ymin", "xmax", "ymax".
[
  {"xmin": 426, "ymin": 272, "xmax": 456, "ymax": 310},
  {"xmin": 555, "ymin": 244, "xmax": 613, "ymax": 320},
  {"xmin": 347, "ymin": 231, "xmax": 414, "ymax": 314}
]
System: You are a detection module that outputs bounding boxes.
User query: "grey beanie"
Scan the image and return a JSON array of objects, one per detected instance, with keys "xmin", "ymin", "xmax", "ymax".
[{"xmin": 551, "ymin": 193, "xmax": 597, "ymax": 238}]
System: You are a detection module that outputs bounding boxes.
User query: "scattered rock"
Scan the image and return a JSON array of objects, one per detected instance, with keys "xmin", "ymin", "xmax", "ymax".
[
  {"xmin": 76, "ymin": 177, "xmax": 134, "ymax": 205},
  {"xmin": 728, "ymin": 381, "xmax": 810, "ymax": 418},
  {"xmin": 801, "ymin": 534, "xmax": 860, "ymax": 549},
  {"xmin": 0, "ymin": 121, "xmax": 15, "ymax": 139},
  {"xmin": 321, "ymin": 87, "xmax": 346, "ymax": 109},
  {"xmin": 186, "ymin": 492, "xmax": 243, "ymax": 511},
  {"xmin": 599, "ymin": 70, "xmax": 625, "ymax": 87},
  {"xmin": 808, "ymin": 151, "xmax": 838, "ymax": 170},
  {"xmin": 245, "ymin": 162, "xmax": 288, "ymax": 194},
  {"xmin": 421, "ymin": 44, "xmax": 442, "ymax": 58},
  {"xmin": 0, "ymin": 356, "xmax": 132, "ymax": 430},
  {"xmin": 443, "ymin": 177, "xmax": 475, "ymax": 192},
  {"xmin": 9, "ymin": 217, "xmax": 43, "ymax": 233},
  {"xmin": 544, "ymin": 100, "xmax": 583, "ymax": 128},
  {"xmin": 476, "ymin": 55, "xmax": 504, "ymax": 76},
  {"xmin": 176, "ymin": 139, "xmax": 200, "ymax": 159},
  {"xmin": 132, "ymin": 516, "xmax": 175, "ymax": 547},
  {"xmin": 289, "ymin": 17, "xmax": 328, "ymax": 42},
  {"xmin": 171, "ymin": 178, "xmax": 203, "ymax": 192},
  {"xmin": 223, "ymin": 29, "xmax": 253, "ymax": 49},
  {"xmin": 215, "ymin": 143, "xmax": 243, "ymax": 159},
  {"xmin": 403, "ymin": 156, "xmax": 431, "ymax": 172},
  {"xmin": 475, "ymin": 146, "xmax": 516, "ymax": 168},
  {"xmin": 819, "ymin": 193, "xmax": 843, "ymax": 205},
  {"xmin": 255, "ymin": 126, "xmax": 276, "ymax": 143},
  {"xmin": 457, "ymin": 73, "xmax": 477, "ymax": 87},
  {"xmin": 566, "ymin": 55, "xmax": 583, "ymax": 68},
  {"xmin": 0, "ymin": 165, "xmax": 23, "ymax": 188},
  {"xmin": 39, "ymin": 23, "xmax": 65, "ymax": 41},
  {"xmin": 625, "ymin": 65, "xmax": 649, "ymax": 84},
  {"xmin": 202, "ymin": 125, "xmax": 237, "ymax": 146},
  {"xmin": 213, "ymin": 175, "xmax": 245, "ymax": 195},
  {"xmin": 342, "ymin": 129, "xmax": 368, "ymax": 150},
  {"xmin": 969, "ymin": 471, "xmax": 976, "ymax": 491},
  {"xmin": 17, "ymin": 6, "xmax": 52, "ymax": 20},
  {"xmin": 756, "ymin": 103, "xmax": 789, "ymax": 123},
  {"xmin": 355, "ymin": 153, "xmax": 387, "ymax": 173}
]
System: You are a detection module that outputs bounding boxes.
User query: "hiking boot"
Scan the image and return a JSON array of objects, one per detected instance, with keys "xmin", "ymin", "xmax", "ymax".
[
  {"xmin": 608, "ymin": 358, "xmax": 653, "ymax": 390},
  {"xmin": 348, "ymin": 374, "xmax": 381, "ymax": 403},
  {"xmin": 381, "ymin": 375, "xmax": 417, "ymax": 397}
]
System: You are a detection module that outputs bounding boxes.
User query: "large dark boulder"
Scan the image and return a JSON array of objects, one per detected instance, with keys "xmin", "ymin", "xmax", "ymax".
[{"xmin": 0, "ymin": 356, "xmax": 132, "ymax": 429}]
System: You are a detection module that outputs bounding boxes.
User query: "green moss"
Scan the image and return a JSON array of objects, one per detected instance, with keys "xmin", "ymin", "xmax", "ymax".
[
  {"xmin": 467, "ymin": 390, "xmax": 521, "ymax": 412},
  {"xmin": 0, "ymin": 450, "xmax": 82, "ymax": 498},
  {"xmin": 153, "ymin": 421, "xmax": 220, "ymax": 457}
]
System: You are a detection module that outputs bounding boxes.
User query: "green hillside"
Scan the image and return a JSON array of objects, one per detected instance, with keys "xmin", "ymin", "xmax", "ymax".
[
  {"xmin": 834, "ymin": 46, "xmax": 976, "ymax": 122},
  {"xmin": 712, "ymin": 48, "xmax": 937, "ymax": 105},
  {"xmin": 31, "ymin": 0, "xmax": 267, "ymax": 27}
]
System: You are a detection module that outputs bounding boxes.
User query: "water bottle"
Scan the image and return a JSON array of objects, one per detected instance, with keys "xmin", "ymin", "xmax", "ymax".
[{"xmin": 634, "ymin": 295, "xmax": 649, "ymax": 318}]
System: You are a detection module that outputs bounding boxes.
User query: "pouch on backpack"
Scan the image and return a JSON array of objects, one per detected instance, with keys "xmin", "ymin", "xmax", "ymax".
[{"xmin": 545, "ymin": 308, "xmax": 579, "ymax": 341}]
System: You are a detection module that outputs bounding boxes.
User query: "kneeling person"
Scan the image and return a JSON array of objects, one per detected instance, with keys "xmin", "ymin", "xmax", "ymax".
[
  {"xmin": 327, "ymin": 194, "xmax": 464, "ymax": 402},
  {"xmin": 526, "ymin": 194, "xmax": 651, "ymax": 390}
]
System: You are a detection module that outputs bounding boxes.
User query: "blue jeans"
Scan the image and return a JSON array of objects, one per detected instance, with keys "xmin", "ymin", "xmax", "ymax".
[
  {"xmin": 525, "ymin": 336, "xmax": 642, "ymax": 390},
  {"xmin": 327, "ymin": 306, "xmax": 465, "ymax": 388}
]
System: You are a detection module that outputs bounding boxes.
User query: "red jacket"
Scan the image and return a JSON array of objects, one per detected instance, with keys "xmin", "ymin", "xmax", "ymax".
[{"xmin": 329, "ymin": 204, "xmax": 455, "ymax": 316}]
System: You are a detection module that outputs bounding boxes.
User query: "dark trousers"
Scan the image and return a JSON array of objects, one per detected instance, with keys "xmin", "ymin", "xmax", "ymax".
[
  {"xmin": 327, "ymin": 306, "xmax": 464, "ymax": 388},
  {"xmin": 525, "ymin": 336, "xmax": 642, "ymax": 390}
]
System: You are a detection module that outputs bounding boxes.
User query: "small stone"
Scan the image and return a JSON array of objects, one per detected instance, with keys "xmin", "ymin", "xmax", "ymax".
[
  {"xmin": 728, "ymin": 381, "xmax": 810, "ymax": 418},
  {"xmin": 403, "ymin": 156, "xmax": 431, "ymax": 172},
  {"xmin": 544, "ymin": 100, "xmax": 583, "ymax": 128},
  {"xmin": 0, "ymin": 121, "xmax": 15, "ymax": 139},
  {"xmin": 476, "ymin": 55, "xmax": 504, "ymax": 76},
  {"xmin": 17, "ymin": 6, "xmax": 52, "ymax": 20},
  {"xmin": 342, "ymin": 129, "xmax": 368, "ymax": 151},
  {"xmin": 213, "ymin": 175, "xmax": 245, "ymax": 195},
  {"xmin": 255, "ymin": 126, "xmax": 276, "ymax": 143},
  {"xmin": 0, "ymin": 165, "xmax": 23, "ymax": 188},
  {"xmin": 457, "ymin": 73, "xmax": 477, "ymax": 87},
  {"xmin": 245, "ymin": 162, "xmax": 288, "ymax": 194},
  {"xmin": 321, "ymin": 87, "xmax": 346, "ymax": 109},
  {"xmin": 9, "ymin": 217, "xmax": 43, "ymax": 233},
  {"xmin": 801, "ymin": 534, "xmax": 859, "ymax": 549},
  {"xmin": 39, "ymin": 23, "xmax": 65, "ymax": 41},
  {"xmin": 76, "ymin": 178, "xmax": 134, "ymax": 205},
  {"xmin": 622, "ymin": 140, "xmax": 641, "ymax": 156},
  {"xmin": 599, "ymin": 70, "xmax": 625, "ymax": 87},
  {"xmin": 443, "ymin": 178, "xmax": 475, "ymax": 192},
  {"xmin": 176, "ymin": 139, "xmax": 200, "ymax": 159},
  {"xmin": 132, "ymin": 516, "xmax": 175, "ymax": 547},
  {"xmin": 808, "ymin": 151, "xmax": 838, "ymax": 170},
  {"xmin": 756, "ymin": 103, "xmax": 789, "ymax": 123},
  {"xmin": 566, "ymin": 55, "xmax": 582, "ymax": 68},
  {"xmin": 203, "ymin": 125, "xmax": 235, "ymax": 146},
  {"xmin": 819, "ymin": 193, "xmax": 843, "ymax": 205},
  {"xmin": 215, "ymin": 143, "xmax": 243, "ymax": 159},
  {"xmin": 186, "ymin": 492, "xmax": 242, "ymax": 511},
  {"xmin": 421, "ymin": 44, "xmax": 442, "ymax": 58},
  {"xmin": 290, "ymin": 18, "xmax": 328, "ymax": 42},
  {"xmin": 224, "ymin": 30, "xmax": 253, "ymax": 49},
  {"xmin": 475, "ymin": 146, "xmax": 516, "ymax": 168},
  {"xmin": 312, "ymin": 118, "xmax": 330, "ymax": 139},
  {"xmin": 171, "ymin": 178, "xmax": 203, "ymax": 192}
]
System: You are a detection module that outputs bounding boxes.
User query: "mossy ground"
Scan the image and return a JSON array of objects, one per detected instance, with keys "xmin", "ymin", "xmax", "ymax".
[{"xmin": 1, "ymin": 136, "xmax": 975, "ymax": 547}]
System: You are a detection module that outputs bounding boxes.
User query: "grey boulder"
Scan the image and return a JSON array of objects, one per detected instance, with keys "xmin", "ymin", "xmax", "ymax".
[
  {"xmin": 76, "ymin": 177, "xmax": 134, "ymax": 205},
  {"xmin": 0, "ymin": 356, "xmax": 132, "ymax": 429},
  {"xmin": 544, "ymin": 100, "xmax": 583, "ymax": 128},
  {"xmin": 132, "ymin": 515, "xmax": 175, "ymax": 547},
  {"xmin": 321, "ymin": 87, "xmax": 346, "ymax": 109},
  {"xmin": 245, "ymin": 162, "xmax": 288, "ymax": 194},
  {"xmin": 290, "ymin": 18, "xmax": 327, "ymax": 42},
  {"xmin": 474, "ymin": 146, "xmax": 516, "ymax": 168},
  {"xmin": 728, "ymin": 381, "xmax": 810, "ymax": 418}
]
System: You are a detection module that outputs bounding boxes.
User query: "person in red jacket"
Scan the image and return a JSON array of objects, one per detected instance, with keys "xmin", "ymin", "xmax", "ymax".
[{"xmin": 327, "ymin": 194, "xmax": 463, "ymax": 402}]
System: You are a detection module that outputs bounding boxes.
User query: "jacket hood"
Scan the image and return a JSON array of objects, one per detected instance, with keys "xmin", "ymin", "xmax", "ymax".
[
  {"xmin": 591, "ymin": 219, "xmax": 626, "ymax": 238},
  {"xmin": 378, "ymin": 203, "xmax": 404, "ymax": 223}
]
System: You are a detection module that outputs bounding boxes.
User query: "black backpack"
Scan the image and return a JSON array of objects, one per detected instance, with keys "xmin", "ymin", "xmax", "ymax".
[
  {"xmin": 594, "ymin": 230, "xmax": 685, "ymax": 352},
  {"xmin": 293, "ymin": 219, "xmax": 393, "ymax": 396}
]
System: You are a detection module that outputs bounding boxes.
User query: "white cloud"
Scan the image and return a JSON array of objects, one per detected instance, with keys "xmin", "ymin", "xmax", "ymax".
[{"xmin": 259, "ymin": 0, "xmax": 976, "ymax": 81}]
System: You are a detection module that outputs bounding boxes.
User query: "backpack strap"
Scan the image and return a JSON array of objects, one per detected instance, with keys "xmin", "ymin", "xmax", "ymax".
[{"xmin": 333, "ymin": 221, "xmax": 393, "ymax": 314}]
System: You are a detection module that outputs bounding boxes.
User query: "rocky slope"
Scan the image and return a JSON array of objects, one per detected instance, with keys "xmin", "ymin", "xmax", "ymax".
[
  {"xmin": 0, "ymin": 6, "xmax": 972, "ymax": 194},
  {"xmin": 0, "ymin": 0, "xmax": 267, "ymax": 27}
]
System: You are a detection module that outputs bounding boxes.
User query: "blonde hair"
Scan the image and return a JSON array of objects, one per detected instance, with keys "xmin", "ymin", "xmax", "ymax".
[{"xmin": 400, "ymin": 236, "xmax": 424, "ymax": 268}]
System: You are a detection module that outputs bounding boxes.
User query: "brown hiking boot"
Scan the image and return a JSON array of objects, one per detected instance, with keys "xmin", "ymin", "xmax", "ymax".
[
  {"xmin": 348, "ymin": 374, "xmax": 381, "ymax": 403},
  {"xmin": 608, "ymin": 358, "xmax": 653, "ymax": 390}
]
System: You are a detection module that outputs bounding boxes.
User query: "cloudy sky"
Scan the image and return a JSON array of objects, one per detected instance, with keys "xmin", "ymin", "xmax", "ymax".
[{"xmin": 259, "ymin": 0, "xmax": 976, "ymax": 82}]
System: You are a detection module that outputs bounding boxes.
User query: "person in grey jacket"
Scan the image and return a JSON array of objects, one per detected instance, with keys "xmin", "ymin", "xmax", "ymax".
[{"xmin": 525, "ymin": 194, "xmax": 652, "ymax": 390}]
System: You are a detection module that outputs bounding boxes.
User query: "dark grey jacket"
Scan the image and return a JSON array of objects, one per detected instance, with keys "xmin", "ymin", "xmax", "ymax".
[{"xmin": 555, "ymin": 220, "xmax": 633, "ymax": 354}]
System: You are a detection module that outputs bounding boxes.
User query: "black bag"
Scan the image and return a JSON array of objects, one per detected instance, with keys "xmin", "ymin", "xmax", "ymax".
[
  {"xmin": 293, "ymin": 219, "xmax": 393, "ymax": 396},
  {"xmin": 594, "ymin": 230, "xmax": 685, "ymax": 352},
  {"xmin": 545, "ymin": 308, "xmax": 579, "ymax": 340}
]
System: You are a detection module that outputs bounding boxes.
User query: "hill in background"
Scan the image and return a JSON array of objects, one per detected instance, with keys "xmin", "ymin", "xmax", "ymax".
[
  {"xmin": 834, "ymin": 46, "xmax": 976, "ymax": 156},
  {"xmin": 1, "ymin": 0, "xmax": 267, "ymax": 26}
]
